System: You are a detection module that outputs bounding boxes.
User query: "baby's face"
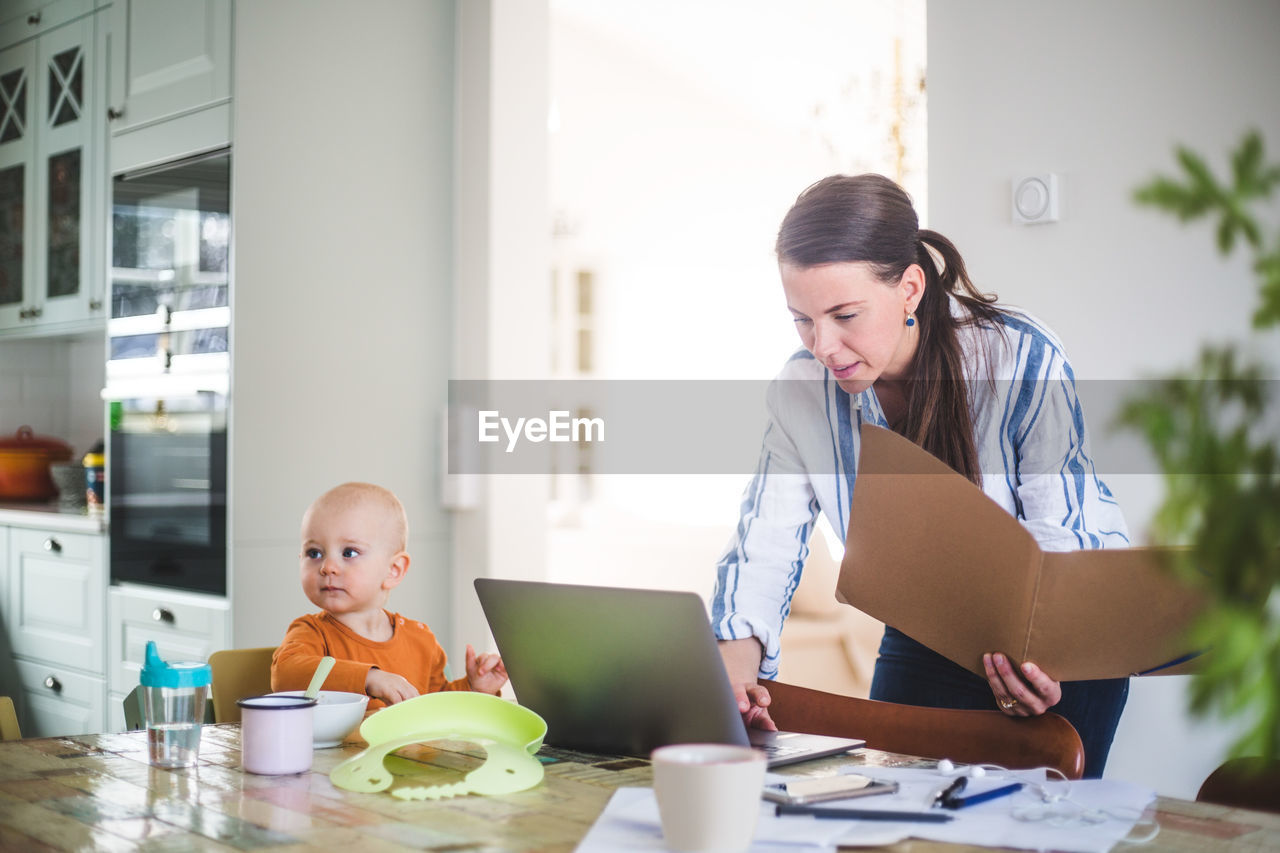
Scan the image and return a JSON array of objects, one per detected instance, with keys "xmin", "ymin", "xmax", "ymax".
[{"xmin": 299, "ymin": 497, "xmax": 404, "ymax": 616}]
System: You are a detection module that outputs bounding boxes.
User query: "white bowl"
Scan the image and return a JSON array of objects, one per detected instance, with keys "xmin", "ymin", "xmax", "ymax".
[{"xmin": 268, "ymin": 690, "xmax": 368, "ymax": 747}]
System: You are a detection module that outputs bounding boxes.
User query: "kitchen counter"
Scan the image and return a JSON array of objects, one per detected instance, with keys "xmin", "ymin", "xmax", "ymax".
[{"xmin": 0, "ymin": 502, "xmax": 106, "ymax": 534}]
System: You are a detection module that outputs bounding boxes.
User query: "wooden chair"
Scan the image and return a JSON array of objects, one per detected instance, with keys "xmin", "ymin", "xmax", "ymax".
[
  {"xmin": 0, "ymin": 696, "xmax": 21, "ymax": 741},
  {"xmin": 208, "ymin": 647, "xmax": 277, "ymax": 723},
  {"xmin": 1197, "ymin": 757, "xmax": 1280, "ymax": 814},
  {"xmin": 764, "ymin": 679, "xmax": 1086, "ymax": 780}
]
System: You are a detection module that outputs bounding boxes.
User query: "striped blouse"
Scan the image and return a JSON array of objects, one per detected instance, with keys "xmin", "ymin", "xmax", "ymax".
[{"xmin": 710, "ymin": 306, "xmax": 1130, "ymax": 681}]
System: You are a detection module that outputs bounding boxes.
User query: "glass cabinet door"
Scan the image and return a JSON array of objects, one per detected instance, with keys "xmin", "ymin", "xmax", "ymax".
[
  {"xmin": 33, "ymin": 12, "xmax": 95, "ymax": 326},
  {"xmin": 0, "ymin": 39, "xmax": 35, "ymax": 328}
]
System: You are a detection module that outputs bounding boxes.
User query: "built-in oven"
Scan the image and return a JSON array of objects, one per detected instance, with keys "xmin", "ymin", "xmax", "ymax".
[
  {"xmin": 107, "ymin": 390, "xmax": 227, "ymax": 595},
  {"xmin": 104, "ymin": 149, "xmax": 230, "ymax": 596}
]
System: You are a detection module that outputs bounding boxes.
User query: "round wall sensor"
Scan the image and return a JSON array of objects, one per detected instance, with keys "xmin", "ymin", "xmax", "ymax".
[{"xmin": 1012, "ymin": 173, "xmax": 1060, "ymax": 224}]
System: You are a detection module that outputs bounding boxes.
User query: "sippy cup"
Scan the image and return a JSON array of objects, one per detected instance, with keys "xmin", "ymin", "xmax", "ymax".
[{"xmin": 140, "ymin": 640, "xmax": 211, "ymax": 768}]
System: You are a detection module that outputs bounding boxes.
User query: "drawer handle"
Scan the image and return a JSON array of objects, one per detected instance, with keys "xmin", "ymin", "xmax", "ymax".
[
  {"xmin": 43, "ymin": 676, "xmax": 62, "ymax": 694},
  {"xmin": 43, "ymin": 537, "xmax": 62, "ymax": 553},
  {"xmin": 107, "ymin": 106, "xmax": 124, "ymax": 121},
  {"xmin": 28, "ymin": 12, "xmax": 42, "ymax": 25},
  {"xmin": 152, "ymin": 608, "xmax": 176, "ymax": 625}
]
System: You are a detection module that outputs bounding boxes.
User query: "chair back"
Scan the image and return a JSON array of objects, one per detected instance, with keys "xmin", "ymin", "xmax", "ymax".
[
  {"xmin": 765, "ymin": 679, "xmax": 1086, "ymax": 780},
  {"xmin": 0, "ymin": 696, "xmax": 20, "ymax": 741},
  {"xmin": 209, "ymin": 647, "xmax": 277, "ymax": 723},
  {"xmin": 1197, "ymin": 757, "xmax": 1280, "ymax": 814}
]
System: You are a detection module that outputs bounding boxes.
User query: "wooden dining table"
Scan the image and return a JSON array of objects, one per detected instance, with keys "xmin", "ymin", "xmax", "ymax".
[{"xmin": 0, "ymin": 724, "xmax": 1276, "ymax": 852}]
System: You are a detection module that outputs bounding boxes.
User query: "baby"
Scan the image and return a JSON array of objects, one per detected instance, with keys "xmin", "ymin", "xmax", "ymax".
[{"xmin": 271, "ymin": 482, "xmax": 506, "ymax": 708}]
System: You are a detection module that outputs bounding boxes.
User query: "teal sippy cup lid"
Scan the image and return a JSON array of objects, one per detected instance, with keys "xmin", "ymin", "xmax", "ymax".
[{"xmin": 140, "ymin": 640, "xmax": 212, "ymax": 689}]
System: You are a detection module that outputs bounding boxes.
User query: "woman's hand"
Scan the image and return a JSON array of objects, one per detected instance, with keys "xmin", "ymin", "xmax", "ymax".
[
  {"xmin": 983, "ymin": 652, "xmax": 1061, "ymax": 716},
  {"xmin": 465, "ymin": 644, "xmax": 508, "ymax": 695},
  {"xmin": 718, "ymin": 638, "xmax": 777, "ymax": 731}
]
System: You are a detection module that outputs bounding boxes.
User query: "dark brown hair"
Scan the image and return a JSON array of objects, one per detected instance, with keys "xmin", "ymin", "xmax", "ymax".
[{"xmin": 775, "ymin": 174, "xmax": 999, "ymax": 483}]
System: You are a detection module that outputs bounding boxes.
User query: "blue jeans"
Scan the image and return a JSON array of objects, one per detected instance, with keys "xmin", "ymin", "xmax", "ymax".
[{"xmin": 868, "ymin": 626, "xmax": 1128, "ymax": 779}]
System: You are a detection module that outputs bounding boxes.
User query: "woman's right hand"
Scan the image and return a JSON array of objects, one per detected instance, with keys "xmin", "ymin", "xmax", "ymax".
[{"xmin": 717, "ymin": 637, "xmax": 777, "ymax": 731}]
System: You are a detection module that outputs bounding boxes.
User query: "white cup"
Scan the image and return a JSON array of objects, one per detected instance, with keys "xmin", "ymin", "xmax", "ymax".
[
  {"xmin": 651, "ymin": 743, "xmax": 767, "ymax": 853},
  {"xmin": 237, "ymin": 695, "xmax": 316, "ymax": 775}
]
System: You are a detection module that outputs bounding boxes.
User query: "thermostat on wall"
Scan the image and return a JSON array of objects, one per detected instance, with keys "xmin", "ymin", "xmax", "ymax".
[{"xmin": 1012, "ymin": 173, "xmax": 1060, "ymax": 224}]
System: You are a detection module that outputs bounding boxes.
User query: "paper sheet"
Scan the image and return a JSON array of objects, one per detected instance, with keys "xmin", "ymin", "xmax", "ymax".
[
  {"xmin": 818, "ymin": 766, "xmax": 1157, "ymax": 853},
  {"xmin": 576, "ymin": 768, "xmax": 1157, "ymax": 853},
  {"xmin": 574, "ymin": 787, "xmax": 849, "ymax": 852}
]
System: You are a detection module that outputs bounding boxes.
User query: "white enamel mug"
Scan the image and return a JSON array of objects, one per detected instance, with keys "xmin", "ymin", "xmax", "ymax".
[
  {"xmin": 651, "ymin": 743, "xmax": 767, "ymax": 853},
  {"xmin": 237, "ymin": 695, "xmax": 317, "ymax": 775}
]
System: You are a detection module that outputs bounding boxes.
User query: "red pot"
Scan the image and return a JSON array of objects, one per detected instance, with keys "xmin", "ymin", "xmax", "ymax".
[{"xmin": 0, "ymin": 426, "xmax": 74, "ymax": 501}]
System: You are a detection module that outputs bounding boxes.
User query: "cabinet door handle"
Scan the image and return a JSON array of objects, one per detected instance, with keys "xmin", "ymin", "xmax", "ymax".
[
  {"xmin": 28, "ymin": 306, "xmax": 42, "ymax": 319},
  {"xmin": 28, "ymin": 12, "xmax": 42, "ymax": 25},
  {"xmin": 43, "ymin": 537, "xmax": 62, "ymax": 554},
  {"xmin": 89, "ymin": 299, "xmax": 103, "ymax": 311},
  {"xmin": 108, "ymin": 107, "xmax": 125, "ymax": 121},
  {"xmin": 43, "ymin": 676, "xmax": 62, "ymax": 694},
  {"xmin": 152, "ymin": 608, "xmax": 176, "ymax": 625}
]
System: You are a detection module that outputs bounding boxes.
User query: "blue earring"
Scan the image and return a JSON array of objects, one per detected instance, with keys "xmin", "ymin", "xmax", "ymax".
[{"xmin": 906, "ymin": 313, "xmax": 916, "ymax": 327}]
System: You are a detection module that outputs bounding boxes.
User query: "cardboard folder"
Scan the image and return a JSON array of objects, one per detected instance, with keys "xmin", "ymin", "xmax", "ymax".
[{"xmin": 837, "ymin": 425, "xmax": 1206, "ymax": 682}]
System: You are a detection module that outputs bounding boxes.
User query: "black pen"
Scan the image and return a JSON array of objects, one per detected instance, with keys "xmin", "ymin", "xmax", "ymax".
[
  {"xmin": 941, "ymin": 782, "xmax": 1024, "ymax": 810},
  {"xmin": 775, "ymin": 804, "xmax": 954, "ymax": 823}
]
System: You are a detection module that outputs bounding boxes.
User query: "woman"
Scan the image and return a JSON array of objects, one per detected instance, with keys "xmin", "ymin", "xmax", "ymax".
[{"xmin": 712, "ymin": 174, "xmax": 1130, "ymax": 777}]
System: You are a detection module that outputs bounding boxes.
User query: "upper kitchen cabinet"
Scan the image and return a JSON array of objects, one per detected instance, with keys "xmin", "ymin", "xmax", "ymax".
[
  {"xmin": 107, "ymin": 0, "xmax": 231, "ymax": 174},
  {"xmin": 0, "ymin": 3, "xmax": 107, "ymax": 337}
]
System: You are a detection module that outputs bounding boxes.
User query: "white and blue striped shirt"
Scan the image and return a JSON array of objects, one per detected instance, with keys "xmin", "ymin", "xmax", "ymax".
[{"xmin": 711, "ymin": 306, "xmax": 1130, "ymax": 680}]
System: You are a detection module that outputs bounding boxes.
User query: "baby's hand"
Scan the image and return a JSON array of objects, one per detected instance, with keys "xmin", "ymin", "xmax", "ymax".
[
  {"xmin": 365, "ymin": 668, "xmax": 420, "ymax": 705},
  {"xmin": 465, "ymin": 644, "xmax": 508, "ymax": 695}
]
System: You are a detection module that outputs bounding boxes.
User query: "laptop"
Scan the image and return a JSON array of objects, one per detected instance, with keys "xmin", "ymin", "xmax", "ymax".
[{"xmin": 474, "ymin": 578, "xmax": 864, "ymax": 767}]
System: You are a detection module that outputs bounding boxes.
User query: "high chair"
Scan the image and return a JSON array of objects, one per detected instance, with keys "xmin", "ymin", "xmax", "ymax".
[
  {"xmin": 209, "ymin": 647, "xmax": 278, "ymax": 723},
  {"xmin": 0, "ymin": 696, "xmax": 21, "ymax": 741}
]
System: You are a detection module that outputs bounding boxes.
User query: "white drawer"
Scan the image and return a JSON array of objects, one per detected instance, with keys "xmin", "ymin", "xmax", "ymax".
[
  {"xmin": 15, "ymin": 657, "xmax": 106, "ymax": 738},
  {"xmin": 7, "ymin": 529, "xmax": 106, "ymax": 674},
  {"xmin": 10, "ymin": 527, "xmax": 100, "ymax": 562},
  {"xmin": 108, "ymin": 585, "xmax": 229, "ymax": 694}
]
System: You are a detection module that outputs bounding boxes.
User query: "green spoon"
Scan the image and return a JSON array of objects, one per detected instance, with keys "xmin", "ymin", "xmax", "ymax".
[{"xmin": 304, "ymin": 656, "xmax": 336, "ymax": 700}]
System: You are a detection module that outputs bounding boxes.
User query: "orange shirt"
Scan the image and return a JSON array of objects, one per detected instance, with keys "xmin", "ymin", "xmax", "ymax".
[{"xmin": 271, "ymin": 610, "xmax": 469, "ymax": 710}]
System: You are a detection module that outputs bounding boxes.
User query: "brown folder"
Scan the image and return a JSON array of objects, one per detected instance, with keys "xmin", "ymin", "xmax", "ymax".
[{"xmin": 836, "ymin": 425, "xmax": 1206, "ymax": 682}]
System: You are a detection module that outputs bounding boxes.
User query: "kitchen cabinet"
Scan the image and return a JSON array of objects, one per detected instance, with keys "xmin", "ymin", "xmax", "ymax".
[
  {"xmin": 107, "ymin": 0, "xmax": 231, "ymax": 174},
  {"xmin": 14, "ymin": 656, "xmax": 104, "ymax": 737},
  {"xmin": 0, "ymin": 5, "xmax": 107, "ymax": 337},
  {"xmin": 5, "ymin": 524, "xmax": 106, "ymax": 736},
  {"xmin": 107, "ymin": 583, "xmax": 228, "ymax": 730}
]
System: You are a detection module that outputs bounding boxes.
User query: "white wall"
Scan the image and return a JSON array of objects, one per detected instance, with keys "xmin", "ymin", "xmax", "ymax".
[
  {"xmin": 0, "ymin": 334, "xmax": 104, "ymax": 459},
  {"xmin": 230, "ymin": 1, "xmax": 457, "ymax": 655},
  {"xmin": 929, "ymin": 0, "xmax": 1280, "ymax": 797},
  {"xmin": 450, "ymin": 0, "xmax": 552, "ymax": 660}
]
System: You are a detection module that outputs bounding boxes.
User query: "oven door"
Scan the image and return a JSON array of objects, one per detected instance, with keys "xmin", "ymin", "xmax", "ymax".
[{"xmin": 108, "ymin": 389, "xmax": 227, "ymax": 596}]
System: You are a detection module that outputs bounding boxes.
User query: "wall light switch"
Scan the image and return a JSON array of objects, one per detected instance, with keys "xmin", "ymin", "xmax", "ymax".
[{"xmin": 1012, "ymin": 173, "xmax": 1060, "ymax": 224}]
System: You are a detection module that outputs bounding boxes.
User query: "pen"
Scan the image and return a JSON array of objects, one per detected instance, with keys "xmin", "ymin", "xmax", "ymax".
[
  {"xmin": 775, "ymin": 804, "xmax": 954, "ymax": 823},
  {"xmin": 941, "ymin": 782, "xmax": 1024, "ymax": 810}
]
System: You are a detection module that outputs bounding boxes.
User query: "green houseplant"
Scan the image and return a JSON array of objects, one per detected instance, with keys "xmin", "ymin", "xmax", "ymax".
[{"xmin": 1118, "ymin": 130, "xmax": 1280, "ymax": 762}]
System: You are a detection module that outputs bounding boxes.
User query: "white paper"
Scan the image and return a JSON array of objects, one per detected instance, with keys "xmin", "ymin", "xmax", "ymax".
[
  {"xmin": 574, "ymin": 787, "xmax": 851, "ymax": 852},
  {"xmin": 577, "ymin": 769, "xmax": 1156, "ymax": 853},
  {"xmin": 815, "ymin": 766, "xmax": 1157, "ymax": 853}
]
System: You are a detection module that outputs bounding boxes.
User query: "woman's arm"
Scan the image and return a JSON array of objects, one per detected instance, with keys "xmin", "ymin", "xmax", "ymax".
[{"xmin": 711, "ymin": 371, "xmax": 835, "ymax": 725}]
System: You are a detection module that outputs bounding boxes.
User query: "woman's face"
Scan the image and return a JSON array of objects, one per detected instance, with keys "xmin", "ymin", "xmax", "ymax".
[{"xmin": 781, "ymin": 260, "xmax": 924, "ymax": 395}]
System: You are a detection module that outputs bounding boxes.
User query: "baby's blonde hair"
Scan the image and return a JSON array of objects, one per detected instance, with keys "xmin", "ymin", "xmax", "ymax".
[{"xmin": 307, "ymin": 482, "xmax": 408, "ymax": 551}]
